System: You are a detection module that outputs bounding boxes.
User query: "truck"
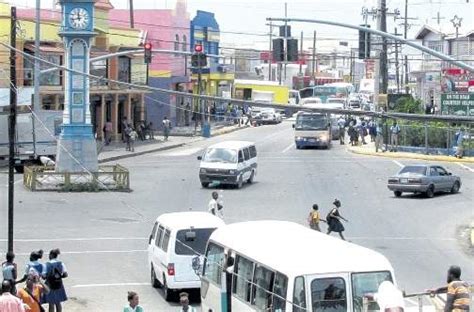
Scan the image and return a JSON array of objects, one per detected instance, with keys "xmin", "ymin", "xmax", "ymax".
[
  {"xmin": 233, "ymin": 79, "xmax": 290, "ymax": 105},
  {"xmin": 0, "ymin": 110, "xmax": 62, "ymax": 172}
]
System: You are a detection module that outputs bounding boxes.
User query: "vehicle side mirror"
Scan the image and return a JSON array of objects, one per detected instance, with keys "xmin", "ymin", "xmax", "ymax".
[
  {"xmin": 292, "ymin": 124, "xmax": 295, "ymax": 128},
  {"xmin": 148, "ymin": 235, "xmax": 152, "ymax": 245},
  {"xmin": 197, "ymin": 156, "xmax": 202, "ymax": 161},
  {"xmin": 448, "ymin": 172, "xmax": 452, "ymax": 176}
]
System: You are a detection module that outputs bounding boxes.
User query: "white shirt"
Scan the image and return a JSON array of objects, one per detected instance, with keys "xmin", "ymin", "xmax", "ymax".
[
  {"xmin": 208, "ymin": 198, "xmax": 223, "ymax": 219},
  {"xmin": 374, "ymin": 281, "xmax": 405, "ymax": 311}
]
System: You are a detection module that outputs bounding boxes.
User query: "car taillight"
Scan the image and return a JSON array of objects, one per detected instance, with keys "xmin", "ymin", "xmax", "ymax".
[
  {"xmin": 408, "ymin": 178, "xmax": 422, "ymax": 184},
  {"xmin": 167, "ymin": 263, "xmax": 175, "ymax": 276}
]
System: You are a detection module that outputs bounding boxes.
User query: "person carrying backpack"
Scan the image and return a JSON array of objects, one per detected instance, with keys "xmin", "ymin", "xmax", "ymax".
[
  {"xmin": 43, "ymin": 249, "xmax": 68, "ymax": 312},
  {"xmin": 2, "ymin": 252, "xmax": 18, "ymax": 295},
  {"xmin": 390, "ymin": 120, "xmax": 401, "ymax": 152},
  {"xmin": 308, "ymin": 204, "xmax": 326, "ymax": 232}
]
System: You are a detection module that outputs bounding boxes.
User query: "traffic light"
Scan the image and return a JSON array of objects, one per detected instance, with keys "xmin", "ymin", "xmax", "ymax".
[
  {"xmin": 144, "ymin": 42, "xmax": 152, "ymax": 64},
  {"xmin": 287, "ymin": 38, "xmax": 299, "ymax": 62},
  {"xmin": 272, "ymin": 38, "xmax": 284, "ymax": 62},
  {"xmin": 358, "ymin": 25, "xmax": 371, "ymax": 59},
  {"xmin": 191, "ymin": 44, "xmax": 207, "ymax": 67}
]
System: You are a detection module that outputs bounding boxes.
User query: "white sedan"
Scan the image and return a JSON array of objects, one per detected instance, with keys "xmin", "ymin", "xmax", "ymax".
[{"xmin": 259, "ymin": 107, "xmax": 282, "ymax": 124}]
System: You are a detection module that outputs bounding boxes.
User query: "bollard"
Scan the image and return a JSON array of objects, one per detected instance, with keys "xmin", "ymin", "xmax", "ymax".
[{"xmin": 418, "ymin": 294, "xmax": 423, "ymax": 312}]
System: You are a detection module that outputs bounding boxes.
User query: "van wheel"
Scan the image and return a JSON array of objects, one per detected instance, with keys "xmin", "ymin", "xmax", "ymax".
[
  {"xmin": 163, "ymin": 278, "xmax": 174, "ymax": 301},
  {"xmin": 394, "ymin": 191, "xmax": 402, "ymax": 197},
  {"xmin": 236, "ymin": 175, "xmax": 243, "ymax": 189},
  {"xmin": 201, "ymin": 182, "xmax": 209, "ymax": 188},
  {"xmin": 247, "ymin": 170, "xmax": 255, "ymax": 184},
  {"xmin": 150, "ymin": 266, "xmax": 161, "ymax": 288},
  {"xmin": 451, "ymin": 181, "xmax": 460, "ymax": 194}
]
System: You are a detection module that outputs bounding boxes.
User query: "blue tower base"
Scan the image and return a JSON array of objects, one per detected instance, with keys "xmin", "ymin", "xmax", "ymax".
[{"xmin": 55, "ymin": 124, "xmax": 98, "ymax": 173}]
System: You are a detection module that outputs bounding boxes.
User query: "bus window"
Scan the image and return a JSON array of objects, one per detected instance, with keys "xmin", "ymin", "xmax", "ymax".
[
  {"xmin": 293, "ymin": 276, "xmax": 306, "ymax": 312},
  {"xmin": 272, "ymin": 272, "xmax": 288, "ymax": 312},
  {"xmin": 351, "ymin": 271, "xmax": 392, "ymax": 312},
  {"xmin": 311, "ymin": 277, "xmax": 347, "ymax": 312},
  {"xmin": 203, "ymin": 243, "xmax": 224, "ymax": 286},
  {"xmin": 252, "ymin": 265, "xmax": 274, "ymax": 310},
  {"xmin": 233, "ymin": 255, "xmax": 254, "ymax": 303},
  {"xmin": 249, "ymin": 145, "xmax": 257, "ymax": 158}
]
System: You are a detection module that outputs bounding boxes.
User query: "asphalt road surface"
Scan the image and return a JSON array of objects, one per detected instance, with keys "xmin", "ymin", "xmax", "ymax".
[{"xmin": 0, "ymin": 120, "xmax": 473, "ymax": 311}]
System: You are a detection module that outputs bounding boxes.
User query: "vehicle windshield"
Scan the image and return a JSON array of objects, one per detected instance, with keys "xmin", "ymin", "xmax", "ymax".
[
  {"xmin": 399, "ymin": 166, "xmax": 427, "ymax": 175},
  {"xmin": 261, "ymin": 108, "xmax": 275, "ymax": 113},
  {"xmin": 352, "ymin": 271, "xmax": 393, "ymax": 312},
  {"xmin": 295, "ymin": 115, "xmax": 329, "ymax": 130},
  {"xmin": 203, "ymin": 148, "xmax": 238, "ymax": 163},
  {"xmin": 175, "ymin": 228, "xmax": 217, "ymax": 256}
]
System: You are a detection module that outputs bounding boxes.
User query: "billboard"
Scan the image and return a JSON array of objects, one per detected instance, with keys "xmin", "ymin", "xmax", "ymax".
[{"xmin": 440, "ymin": 93, "xmax": 474, "ymax": 116}]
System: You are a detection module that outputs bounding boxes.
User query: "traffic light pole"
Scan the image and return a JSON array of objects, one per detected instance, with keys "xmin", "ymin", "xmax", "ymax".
[{"xmin": 198, "ymin": 63, "xmax": 203, "ymax": 125}]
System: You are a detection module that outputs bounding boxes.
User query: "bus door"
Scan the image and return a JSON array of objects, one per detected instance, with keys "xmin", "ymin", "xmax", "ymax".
[{"xmin": 306, "ymin": 273, "xmax": 352, "ymax": 312}]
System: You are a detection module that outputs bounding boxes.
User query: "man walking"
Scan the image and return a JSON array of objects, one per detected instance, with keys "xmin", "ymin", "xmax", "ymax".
[
  {"xmin": 454, "ymin": 128, "xmax": 465, "ymax": 159},
  {"xmin": 428, "ymin": 265, "xmax": 470, "ymax": 312},
  {"xmin": 208, "ymin": 191, "xmax": 223, "ymax": 219},
  {"xmin": 337, "ymin": 116, "xmax": 346, "ymax": 145},
  {"xmin": 390, "ymin": 120, "xmax": 401, "ymax": 152},
  {"xmin": 0, "ymin": 281, "xmax": 25, "ymax": 312},
  {"xmin": 162, "ymin": 116, "xmax": 171, "ymax": 141},
  {"xmin": 178, "ymin": 292, "xmax": 197, "ymax": 312},
  {"xmin": 375, "ymin": 122, "xmax": 384, "ymax": 153}
]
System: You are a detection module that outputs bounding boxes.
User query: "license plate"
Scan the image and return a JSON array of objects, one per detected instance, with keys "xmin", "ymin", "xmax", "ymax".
[
  {"xmin": 400, "ymin": 178, "xmax": 408, "ymax": 184},
  {"xmin": 309, "ymin": 139, "xmax": 316, "ymax": 143}
]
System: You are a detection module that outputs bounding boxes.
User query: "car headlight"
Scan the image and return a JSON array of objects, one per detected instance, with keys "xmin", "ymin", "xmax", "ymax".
[
  {"xmin": 319, "ymin": 134, "xmax": 328, "ymax": 141},
  {"xmin": 200, "ymin": 168, "xmax": 207, "ymax": 174},
  {"xmin": 229, "ymin": 170, "xmax": 236, "ymax": 175},
  {"xmin": 296, "ymin": 136, "xmax": 303, "ymax": 141}
]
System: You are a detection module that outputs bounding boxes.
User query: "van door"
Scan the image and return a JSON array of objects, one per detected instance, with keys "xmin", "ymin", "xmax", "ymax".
[
  {"xmin": 148, "ymin": 222, "xmax": 158, "ymax": 268},
  {"xmin": 173, "ymin": 228, "xmax": 216, "ymax": 283},
  {"xmin": 237, "ymin": 150, "xmax": 246, "ymax": 181},
  {"xmin": 306, "ymin": 273, "xmax": 352, "ymax": 312},
  {"xmin": 153, "ymin": 225, "xmax": 166, "ymax": 282},
  {"xmin": 242, "ymin": 148, "xmax": 251, "ymax": 180}
]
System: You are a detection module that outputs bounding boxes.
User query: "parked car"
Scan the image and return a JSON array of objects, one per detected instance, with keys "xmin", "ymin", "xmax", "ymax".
[{"xmin": 387, "ymin": 165, "xmax": 461, "ymax": 198}]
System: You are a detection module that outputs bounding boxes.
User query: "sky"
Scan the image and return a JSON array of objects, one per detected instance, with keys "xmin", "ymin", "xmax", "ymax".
[{"xmin": 7, "ymin": 0, "xmax": 474, "ymax": 50}]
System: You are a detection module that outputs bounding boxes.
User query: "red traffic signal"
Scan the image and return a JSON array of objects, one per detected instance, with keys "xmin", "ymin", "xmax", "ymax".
[
  {"xmin": 144, "ymin": 42, "xmax": 152, "ymax": 50},
  {"xmin": 194, "ymin": 44, "xmax": 203, "ymax": 53},
  {"xmin": 144, "ymin": 42, "xmax": 153, "ymax": 64}
]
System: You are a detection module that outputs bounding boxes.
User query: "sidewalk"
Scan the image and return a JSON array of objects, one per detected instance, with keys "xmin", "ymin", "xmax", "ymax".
[
  {"xmin": 347, "ymin": 140, "xmax": 474, "ymax": 164},
  {"xmin": 98, "ymin": 123, "xmax": 249, "ymax": 163}
]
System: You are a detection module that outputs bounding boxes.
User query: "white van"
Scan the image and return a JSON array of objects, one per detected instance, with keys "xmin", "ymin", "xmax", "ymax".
[
  {"xmin": 148, "ymin": 211, "xmax": 225, "ymax": 301},
  {"xmin": 198, "ymin": 141, "xmax": 257, "ymax": 189}
]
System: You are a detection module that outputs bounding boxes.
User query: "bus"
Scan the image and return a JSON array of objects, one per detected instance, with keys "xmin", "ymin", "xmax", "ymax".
[
  {"xmin": 200, "ymin": 221, "xmax": 396, "ymax": 312},
  {"xmin": 299, "ymin": 84, "xmax": 353, "ymax": 103},
  {"xmin": 293, "ymin": 112, "xmax": 331, "ymax": 149}
]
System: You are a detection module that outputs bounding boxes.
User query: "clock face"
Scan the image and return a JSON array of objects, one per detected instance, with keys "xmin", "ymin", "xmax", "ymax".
[{"xmin": 68, "ymin": 8, "xmax": 89, "ymax": 30}]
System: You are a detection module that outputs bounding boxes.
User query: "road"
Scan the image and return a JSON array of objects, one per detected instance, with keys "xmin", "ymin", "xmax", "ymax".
[{"xmin": 0, "ymin": 120, "xmax": 473, "ymax": 311}]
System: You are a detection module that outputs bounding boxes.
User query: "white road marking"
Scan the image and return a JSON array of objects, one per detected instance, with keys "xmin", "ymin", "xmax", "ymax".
[
  {"xmin": 457, "ymin": 163, "xmax": 474, "ymax": 173},
  {"xmin": 0, "ymin": 237, "xmax": 146, "ymax": 242},
  {"xmin": 0, "ymin": 250, "xmax": 148, "ymax": 256},
  {"xmin": 349, "ymin": 236, "xmax": 456, "ymax": 241},
  {"xmin": 282, "ymin": 143, "xmax": 295, "ymax": 153},
  {"xmin": 392, "ymin": 160, "xmax": 404, "ymax": 168},
  {"xmin": 72, "ymin": 282, "xmax": 149, "ymax": 288},
  {"xmin": 156, "ymin": 147, "xmax": 202, "ymax": 157}
]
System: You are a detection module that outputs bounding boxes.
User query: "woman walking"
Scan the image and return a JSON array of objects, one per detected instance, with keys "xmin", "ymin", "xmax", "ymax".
[
  {"xmin": 326, "ymin": 199, "xmax": 348, "ymax": 240},
  {"xmin": 123, "ymin": 291, "xmax": 144, "ymax": 312},
  {"xmin": 17, "ymin": 274, "xmax": 49, "ymax": 312},
  {"xmin": 43, "ymin": 249, "xmax": 68, "ymax": 312},
  {"xmin": 1, "ymin": 252, "xmax": 18, "ymax": 294}
]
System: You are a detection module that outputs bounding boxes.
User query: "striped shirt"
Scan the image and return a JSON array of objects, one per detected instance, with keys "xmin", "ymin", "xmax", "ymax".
[{"xmin": 446, "ymin": 280, "xmax": 470, "ymax": 312}]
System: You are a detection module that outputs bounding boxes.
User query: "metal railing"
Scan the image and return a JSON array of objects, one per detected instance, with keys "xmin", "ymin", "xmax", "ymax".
[{"xmin": 23, "ymin": 164, "xmax": 130, "ymax": 192}]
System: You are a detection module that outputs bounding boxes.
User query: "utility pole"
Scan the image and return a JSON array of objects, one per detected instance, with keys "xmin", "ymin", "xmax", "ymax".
[
  {"xmin": 311, "ymin": 30, "xmax": 316, "ymax": 84},
  {"xmin": 33, "ymin": 0, "xmax": 40, "ymax": 156},
  {"xmin": 299, "ymin": 31, "xmax": 303, "ymax": 76},
  {"xmin": 379, "ymin": 0, "xmax": 388, "ymax": 94},
  {"xmin": 404, "ymin": 0, "xmax": 409, "ymax": 94},
  {"xmin": 283, "ymin": 2, "xmax": 288, "ymax": 84},
  {"xmin": 350, "ymin": 49, "xmax": 354, "ymax": 83},
  {"xmin": 394, "ymin": 27, "xmax": 401, "ymax": 93},
  {"xmin": 8, "ymin": 6, "xmax": 17, "ymax": 254},
  {"xmin": 268, "ymin": 21, "xmax": 273, "ymax": 81},
  {"xmin": 129, "ymin": 0, "xmax": 134, "ymax": 28}
]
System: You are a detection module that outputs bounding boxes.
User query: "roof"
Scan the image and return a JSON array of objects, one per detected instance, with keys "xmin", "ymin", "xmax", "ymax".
[
  {"xmin": 414, "ymin": 25, "xmax": 443, "ymax": 40},
  {"xmin": 156, "ymin": 212, "xmax": 225, "ymax": 230},
  {"xmin": 210, "ymin": 221, "xmax": 394, "ymax": 277},
  {"xmin": 208, "ymin": 141, "xmax": 255, "ymax": 150}
]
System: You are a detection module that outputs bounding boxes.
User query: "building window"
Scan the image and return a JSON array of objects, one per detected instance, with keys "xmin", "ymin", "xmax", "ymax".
[
  {"xmin": 41, "ymin": 95, "xmax": 55, "ymax": 110},
  {"xmin": 90, "ymin": 59, "xmax": 108, "ymax": 87},
  {"xmin": 41, "ymin": 55, "xmax": 62, "ymax": 86},
  {"xmin": 174, "ymin": 34, "xmax": 180, "ymax": 55},
  {"xmin": 182, "ymin": 35, "xmax": 187, "ymax": 51},
  {"xmin": 118, "ymin": 56, "xmax": 131, "ymax": 83}
]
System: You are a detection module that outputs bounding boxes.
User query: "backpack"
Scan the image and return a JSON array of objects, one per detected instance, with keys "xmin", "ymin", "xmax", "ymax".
[{"xmin": 46, "ymin": 263, "xmax": 63, "ymax": 290}]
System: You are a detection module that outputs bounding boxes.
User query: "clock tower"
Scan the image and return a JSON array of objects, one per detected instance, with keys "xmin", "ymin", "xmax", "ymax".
[{"xmin": 56, "ymin": 0, "xmax": 98, "ymax": 172}]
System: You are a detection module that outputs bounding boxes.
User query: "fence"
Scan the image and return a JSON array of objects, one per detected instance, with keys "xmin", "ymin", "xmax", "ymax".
[
  {"xmin": 23, "ymin": 164, "xmax": 130, "ymax": 192},
  {"xmin": 383, "ymin": 123, "xmax": 474, "ymax": 156}
]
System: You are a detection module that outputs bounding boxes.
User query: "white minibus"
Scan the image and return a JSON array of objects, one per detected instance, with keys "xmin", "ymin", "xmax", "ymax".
[{"xmin": 200, "ymin": 221, "xmax": 396, "ymax": 312}]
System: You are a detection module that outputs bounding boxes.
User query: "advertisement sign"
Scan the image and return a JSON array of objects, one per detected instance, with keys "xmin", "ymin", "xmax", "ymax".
[
  {"xmin": 441, "ymin": 93, "xmax": 474, "ymax": 116},
  {"xmin": 441, "ymin": 68, "xmax": 474, "ymax": 92}
]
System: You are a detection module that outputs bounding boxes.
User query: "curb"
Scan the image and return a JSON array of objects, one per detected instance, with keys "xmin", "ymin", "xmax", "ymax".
[
  {"xmin": 348, "ymin": 147, "xmax": 474, "ymax": 164},
  {"xmin": 98, "ymin": 126, "xmax": 249, "ymax": 163}
]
